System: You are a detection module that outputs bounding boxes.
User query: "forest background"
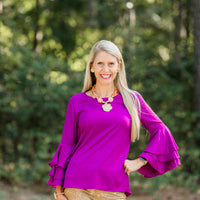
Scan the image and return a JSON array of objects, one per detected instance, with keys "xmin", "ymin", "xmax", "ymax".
[{"xmin": 0, "ymin": 0, "xmax": 200, "ymax": 199}]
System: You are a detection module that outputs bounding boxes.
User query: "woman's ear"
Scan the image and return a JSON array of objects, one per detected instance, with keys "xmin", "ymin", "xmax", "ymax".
[{"xmin": 90, "ymin": 62, "xmax": 94, "ymax": 72}]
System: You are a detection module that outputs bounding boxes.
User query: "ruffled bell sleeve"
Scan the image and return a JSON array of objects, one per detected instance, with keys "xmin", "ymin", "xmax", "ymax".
[
  {"xmin": 48, "ymin": 97, "xmax": 78, "ymax": 187},
  {"xmin": 135, "ymin": 92, "xmax": 181, "ymax": 177}
]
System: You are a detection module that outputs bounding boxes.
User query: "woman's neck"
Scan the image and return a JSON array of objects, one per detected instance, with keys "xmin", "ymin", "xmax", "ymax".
[{"xmin": 94, "ymin": 84, "xmax": 115, "ymax": 98}]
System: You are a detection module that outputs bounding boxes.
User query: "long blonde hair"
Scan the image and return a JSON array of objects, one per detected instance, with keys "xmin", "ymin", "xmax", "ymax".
[{"xmin": 82, "ymin": 40, "xmax": 141, "ymax": 142}]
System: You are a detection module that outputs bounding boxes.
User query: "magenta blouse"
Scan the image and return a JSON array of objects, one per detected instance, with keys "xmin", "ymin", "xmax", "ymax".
[{"xmin": 47, "ymin": 91, "xmax": 180, "ymax": 196}]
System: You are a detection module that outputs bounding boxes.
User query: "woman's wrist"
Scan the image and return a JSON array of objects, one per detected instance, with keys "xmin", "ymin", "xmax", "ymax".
[
  {"xmin": 56, "ymin": 185, "xmax": 63, "ymax": 193},
  {"xmin": 55, "ymin": 185, "xmax": 65, "ymax": 199},
  {"xmin": 138, "ymin": 157, "xmax": 148, "ymax": 166}
]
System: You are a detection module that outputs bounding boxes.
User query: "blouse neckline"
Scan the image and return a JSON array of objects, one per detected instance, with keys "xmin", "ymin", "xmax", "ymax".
[{"xmin": 83, "ymin": 92, "xmax": 121, "ymax": 101}]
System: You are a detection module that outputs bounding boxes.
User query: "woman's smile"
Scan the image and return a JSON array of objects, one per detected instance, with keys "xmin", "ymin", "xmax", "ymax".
[{"xmin": 100, "ymin": 74, "xmax": 112, "ymax": 79}]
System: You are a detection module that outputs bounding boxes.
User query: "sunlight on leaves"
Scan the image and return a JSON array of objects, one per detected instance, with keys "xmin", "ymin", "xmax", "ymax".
[
  {"xmin": 0, "ymin": 22, "xmax": 13, "ymax": 39},
  {"xmin": 158, "ymin": 45, "xmax": 170, "ymax": 62},
  {"xmin": 10, "ymin": 101, "xmax": 17, "ymax": 108},
  {"xmin": 146, "ymin": 0, "xmax": 155, "ymax": 3},
  {"xmin": 49, "ymin": 71, "xmax": 68, "ymax": 84}
]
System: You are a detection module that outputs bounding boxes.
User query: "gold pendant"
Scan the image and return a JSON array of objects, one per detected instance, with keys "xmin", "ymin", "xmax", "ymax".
[{"xmin": 102, "ymin": 103, "xmax": 112, "ymax": 112}]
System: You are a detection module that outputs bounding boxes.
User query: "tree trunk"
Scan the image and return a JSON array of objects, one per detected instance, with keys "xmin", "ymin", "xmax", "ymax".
[
  {"xmin": 33, "ymin": 0, "xmax": 40, "ymax": 51},
  {"xmin": 193, "ymin": 0, "xmax": 200, "ymax": 121},
  {"xmin": 0, "ymin": 1, "xmax": 3, "ymax": 14},
  {"xmin": 87, "ymin": 0, "xmax": 97, "ymax": 27}
]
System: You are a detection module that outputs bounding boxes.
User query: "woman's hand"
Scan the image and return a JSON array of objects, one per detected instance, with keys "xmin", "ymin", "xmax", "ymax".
[
  {"xmin": 123, "ymin": 158, "xmax": 145, "ymax": 176},
  {"xmin": 55, "ymin": 192, "xmax": 67, "ymax": 200},
  {"xmin": 57, "ymin": 194, "xmax": 67, "ymax": 200},
  {"xmin": 56, "ymin": 186, "xmax": 67, "ymax": 200}
]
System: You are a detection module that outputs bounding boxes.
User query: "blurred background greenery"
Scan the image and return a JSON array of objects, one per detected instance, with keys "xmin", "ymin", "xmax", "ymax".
[{"xmin": 0, "ymin": 0, "xmax": 200, "ymax": 195}]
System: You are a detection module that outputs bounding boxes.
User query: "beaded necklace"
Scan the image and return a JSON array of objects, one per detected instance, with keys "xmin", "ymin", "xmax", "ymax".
[{"xmin": 91, "ymin": 86, "xmax": 118, "ymax": 112}]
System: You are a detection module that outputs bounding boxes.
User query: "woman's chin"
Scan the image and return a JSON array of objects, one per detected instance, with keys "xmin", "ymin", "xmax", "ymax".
[{"xmin": 96, "ymin": 79, "xmax": 114, "ymax": 86}]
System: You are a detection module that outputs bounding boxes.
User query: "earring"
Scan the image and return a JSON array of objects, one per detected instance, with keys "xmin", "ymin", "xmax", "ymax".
[
  {"xmin": 91, "ymin": 68, "xmax": 94, "ymax": 73},
  {"xmin": 117, "ymin": 69, "xmax": 120, "ymax": 72}
]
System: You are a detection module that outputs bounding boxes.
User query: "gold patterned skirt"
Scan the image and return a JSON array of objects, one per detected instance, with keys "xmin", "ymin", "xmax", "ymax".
[{"xmin": 64, "ymin": 188, "xmax": 127, "ymax": 200}]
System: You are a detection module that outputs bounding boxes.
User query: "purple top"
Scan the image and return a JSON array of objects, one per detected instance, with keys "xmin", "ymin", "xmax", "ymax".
[{"xmin": 47, "ymin": 91, "xmax": 180, "ymax": 196}]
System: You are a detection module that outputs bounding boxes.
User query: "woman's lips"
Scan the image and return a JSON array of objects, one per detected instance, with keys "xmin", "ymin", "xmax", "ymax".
[{"xmin": 100, "ymin": 74, "xmax": 111, "ymax": 79}]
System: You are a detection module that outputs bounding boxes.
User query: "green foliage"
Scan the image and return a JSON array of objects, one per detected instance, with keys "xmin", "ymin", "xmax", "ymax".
[{"xmin": 0, "ymin": 0, "xmax": 199, "ymax": 193}]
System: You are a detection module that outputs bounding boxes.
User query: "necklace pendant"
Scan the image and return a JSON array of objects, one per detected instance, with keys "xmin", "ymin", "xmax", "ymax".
[{"xmin": 102, "ymin": 103, "xmax": 112, "ymax": 112}]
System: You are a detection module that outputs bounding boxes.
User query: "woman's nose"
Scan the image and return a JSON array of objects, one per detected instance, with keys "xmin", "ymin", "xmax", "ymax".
[{"xmin": 102, "ymin": 64, "xmax": 109, "ymax": 71}]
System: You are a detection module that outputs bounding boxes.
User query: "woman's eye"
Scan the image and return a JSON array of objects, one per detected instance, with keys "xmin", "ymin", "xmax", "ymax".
[
  {"xmin": 97, "ymin": 62, "xmax": 103, "ymax": 65},
  {"xmin": 109, "ymin": 62, "xmax": 114, "ymax": 66}
]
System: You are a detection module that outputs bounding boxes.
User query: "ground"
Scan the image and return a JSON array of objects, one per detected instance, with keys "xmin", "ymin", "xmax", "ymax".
[{"xmin": 0, "ymin": 182, "xmax": 199, "ymax": 200}]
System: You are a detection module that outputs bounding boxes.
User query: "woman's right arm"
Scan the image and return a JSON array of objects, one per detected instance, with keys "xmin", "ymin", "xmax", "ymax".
[
  {"xmin": 47, "ymin": 97, "xmax": 78, "ymax": 196},
  {"xmin": 55, "ymin": 185, "xmax": 67, "ymax": 200}
]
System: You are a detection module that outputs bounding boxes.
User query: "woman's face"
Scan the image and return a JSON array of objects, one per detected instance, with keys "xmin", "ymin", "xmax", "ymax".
[{"xmin": 91, "ymin": 51, "xmax": 120, "ymax": 86}]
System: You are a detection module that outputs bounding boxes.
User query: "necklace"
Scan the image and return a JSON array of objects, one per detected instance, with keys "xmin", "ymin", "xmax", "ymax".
[{"xmin": 91, "ymin": 86, "xmax": 118, "ymax": 112}]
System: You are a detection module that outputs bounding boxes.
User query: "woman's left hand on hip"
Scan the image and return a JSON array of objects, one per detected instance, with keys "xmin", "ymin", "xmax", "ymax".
[{"xmin": 123, "ymin": 158, "xmax": 144, "ymax": 176}]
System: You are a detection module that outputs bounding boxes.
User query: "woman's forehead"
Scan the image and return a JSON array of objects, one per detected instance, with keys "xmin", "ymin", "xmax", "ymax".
[{"xmin": 94, "ymin": 51, "xmax": 117, "ymax": 61}]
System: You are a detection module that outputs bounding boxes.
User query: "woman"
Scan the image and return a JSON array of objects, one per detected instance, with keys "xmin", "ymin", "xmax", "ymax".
[{"xmin": 48, "ymin": 40, "xmax": 180, "ymax": 200}]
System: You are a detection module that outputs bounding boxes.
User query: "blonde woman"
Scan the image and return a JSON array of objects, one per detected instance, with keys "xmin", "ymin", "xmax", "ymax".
[{"xmin": 48, "ymin": 40, "xmax": 180, "ymax": 200}]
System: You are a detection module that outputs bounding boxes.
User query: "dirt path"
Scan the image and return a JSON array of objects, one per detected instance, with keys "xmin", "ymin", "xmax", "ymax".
[{"xmin": 0, "ymin": 182, "xmax": 199, "ymax": 200}]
